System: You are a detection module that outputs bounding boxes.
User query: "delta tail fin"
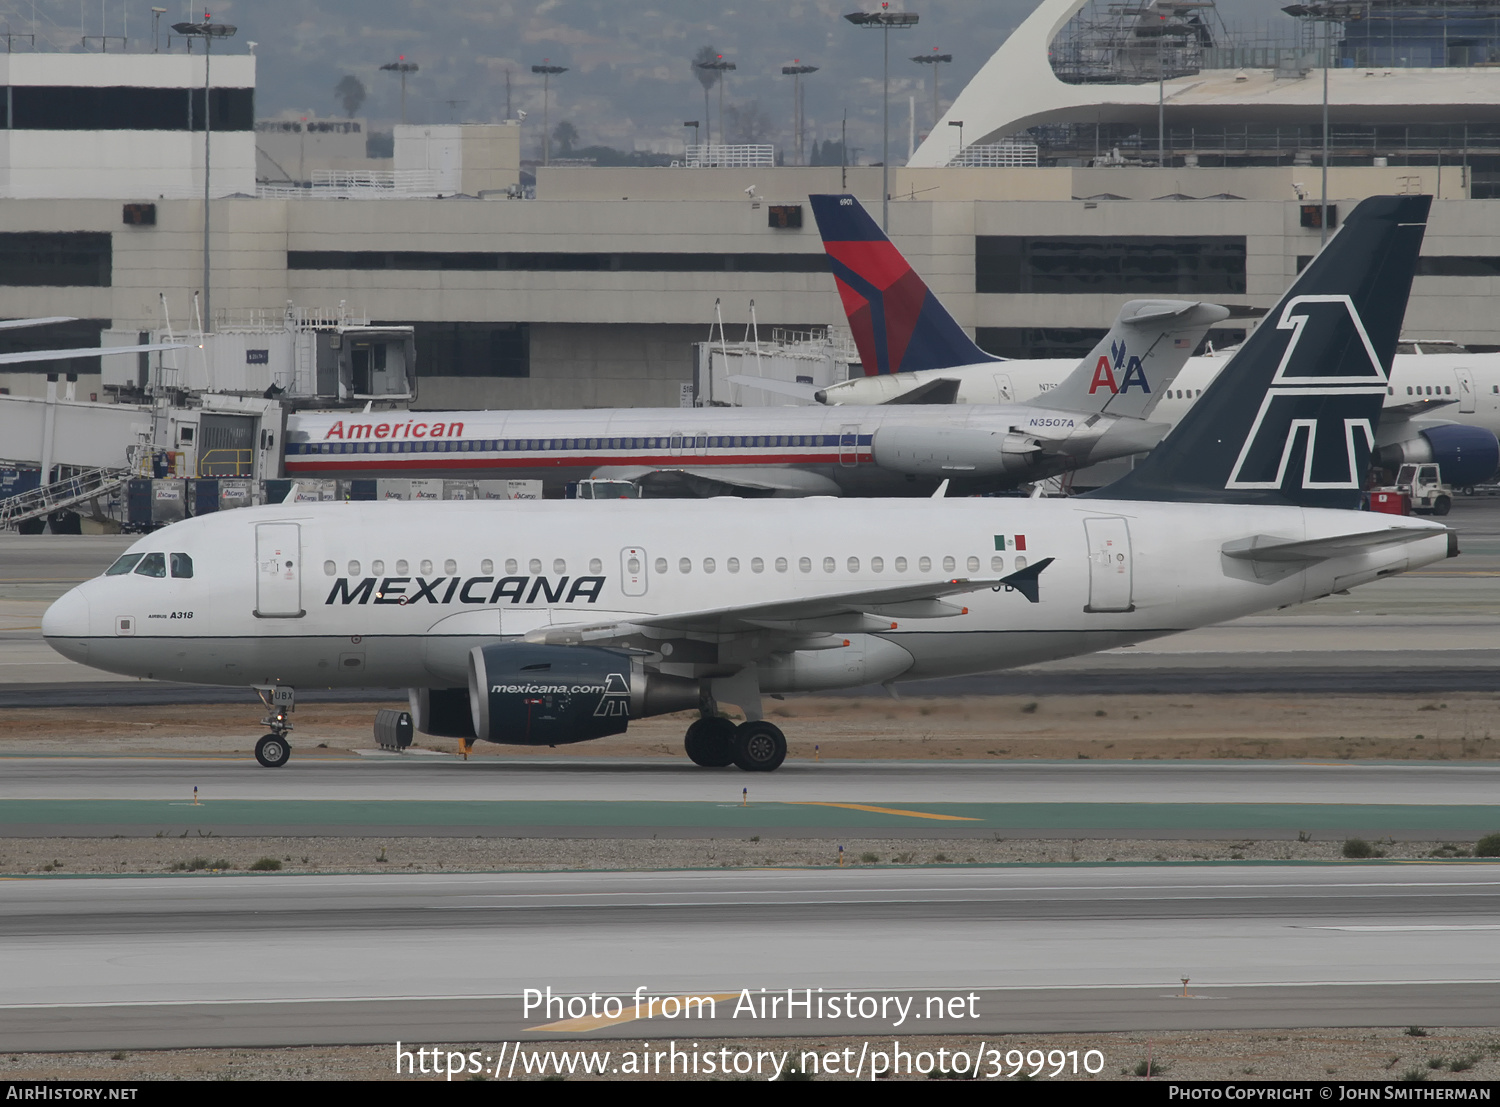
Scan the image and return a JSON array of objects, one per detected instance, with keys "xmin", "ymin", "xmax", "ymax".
[
  {"xmin": 809, "ymin": 194, "xmax": 998, "ymax": 376},
  {"xmin": 1087, "ymin": 194, "xmax": 1431, "ymax": 510},
  {"xmin": 1034, "ymin": 299, "xmax": 1230, "ymax": 420}
]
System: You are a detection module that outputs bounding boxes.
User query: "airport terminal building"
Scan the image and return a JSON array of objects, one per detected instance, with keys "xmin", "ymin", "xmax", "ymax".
[{"xmin": 6, "ymin": 0, "xmax": 1500, "ymax": 411}]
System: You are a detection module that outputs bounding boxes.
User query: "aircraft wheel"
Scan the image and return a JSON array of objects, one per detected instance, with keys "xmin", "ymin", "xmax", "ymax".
[
  {"xmin": 732, "ymin": 721, "xmax": 787, "ymax": 773},
  {"xmin": 684, "ymin": 717, "xmax": 736, "ymax": 767},
  {"xmin": 1433, "ymin": 495, "xmax": 1452, "ymax": 517},
  {"xmin": 255, "ymin": 733, "xmax": 291, "ymax": 768}
]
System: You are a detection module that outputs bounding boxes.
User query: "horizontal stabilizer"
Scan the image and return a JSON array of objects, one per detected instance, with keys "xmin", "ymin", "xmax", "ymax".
[
  {"xmin": 880, "ymin": 377, "xmax": 962, "ymax": 405},
  {"xmin": 727, "ymin": 374, "xmax": 819, "ymax": 402},
  {"xmin": 994, "ymin": 556, "xmax": 1054, "ymax": 603},
  {"xmin": 1222, "ymin": 528, "xmax": 1441, "ymax": 564}
]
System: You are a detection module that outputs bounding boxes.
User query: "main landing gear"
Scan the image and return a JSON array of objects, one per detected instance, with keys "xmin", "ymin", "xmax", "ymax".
[
  {"xmin": 252, "ymin": 684, "xmax": 295, "ymax": 768},
  {"xmin": 683, "ymin": 716, "xmax": 787, "ymax": 772}
]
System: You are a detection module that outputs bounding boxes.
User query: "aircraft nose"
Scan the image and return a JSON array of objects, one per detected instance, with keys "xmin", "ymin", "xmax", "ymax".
[{"xmin": 43, "ymin": 588, "xmax": 92, "ymax": 648}]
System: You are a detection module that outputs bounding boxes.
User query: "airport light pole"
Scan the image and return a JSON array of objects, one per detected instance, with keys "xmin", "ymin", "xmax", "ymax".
[
  {"xmin": 381, "ymin": 57, "xmax": 419, "ymax": 125},
  {"xmin": 781, "ymin": 62, "xmax": 819, "ymax": 166},
  {"xmin": 694, "ymin": 56, "xmax": 736, "ymax": 148},
  {"xmin": 910, "ymin": 48, "xmax": 950, "ymax": 146},
  {"xmin": 171, "ymin": 14, "xmax": 236, "ymax": 332},
  {"xmin": 845, "ymin": 5, "xmax": 919, "ymax": 232},
  {"xmin": 531, "ymin": 62, "xmax": 567, "ymax": 166},
  {"xmin": 1283, "ymin": 4, "xmax": 1347, "ymax": 245}
]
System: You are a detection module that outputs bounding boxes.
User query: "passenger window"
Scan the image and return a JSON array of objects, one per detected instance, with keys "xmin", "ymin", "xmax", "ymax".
[
  {"xmin": 871, "ymin": 556, "xmax": 884, "ymax": 573},
  {"xmin": 991, "ymin": 555, "xmax": 1005, "ymax": 573},
  {"xmin": 324, "ymin": 560, "xmax": 336, "ymax": 576},
  {"xmin": 1015, "ymin": 556, "xmax": 1028, "ymax": 571},
  {"xmin": 751, "ymin": 557, "xmax": 764, "ymax": 573},
  {"xmin": 505, "ymin": 559, "xmax": 518, "ymax": 574},
  {"xmin": 775, "ymin": 557, "xmax": 788, "ymax": 573},
  {"xmin": 847, "ymin": 557, "xmax": 860, "ymax": 573},
  {"xmin": 894, "ymin": 556, "xmax": 908, "ymax": 572},
  {"xmin": 445, "ymin": 559, "xmax": 457, "ymax": 575},
  {"xmin": 529, "ymin": 559, "xmax": 542, "ymax": 574},
  {"xmin": 967, "ymin": 556, "xmax": 980, "ymax": 573},
  {"xmin": 348, "ymin": 560, "xmax": 361, "ymax": 576},
  {"xmin": 654, "ymin": 557, "xmax": 667, "ymax": 573},
  {"xmin": 704, "ymin": 558, "xmax": 716, "ymax": 574},
  {"xmin": 626, "ymin": 557, "xmax": 640, "ymax": 573},
  {"xmin": 553, "ymin": 559, "xmax": 566, "ymax": 574},
  {"xmin": 420, "ymin": 559, "xmax": 433, "ymax": 575},
  {"xmin": 823, "ymin": 556, "xmax": 835, "ymax": 573},
  {"xmin": 727, "ymin": 557, "xmax": 740, "ymax": 573},
  {"xmin": 396, "ymin": 559, "xmax": 409, "ymax": 574},
  {"xmin": 134, "ymin": 552, "xmax": 167, "ymax": 578},
  {"xmin": 679, "ymin": 557, "xmax": 692, "ymax": 574},
  {"xmin": 1407, "ymin": 387, "xmax": 1413, "ymax": 395},
  {"xmin": 918, "ymin": 556, "xmax": 931, "ymax": 572},
  {"xmin": 481, "ymin": 559, "xmax": 494, "ymax": 574},
  {"xmin": 589, "ymin": 558, "xmax": 602, "ymax": 573},
  {"xmin": 372, "ymin": 560, "xmax": 386, "ymax": 575},
  {"xmin": 170, "ymin": 553, "xmax": 194, "ymax": 579},
  {"xmin": 798, "ymin": 557, "xmax": 811, "ymax": 573},
  {"xmin": 943, "ymin": 556, "xmax": 956, "ymax": 573},
  {"xmin": 105, "ymin": 553, "xmax": 144, "ymax": 576}
]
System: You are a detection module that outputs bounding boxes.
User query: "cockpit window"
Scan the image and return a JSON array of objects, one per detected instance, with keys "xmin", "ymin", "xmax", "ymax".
[
  {"xmin": 170, "ymin": 553, "xmax": 194, "ymax": 579},
  {"xmin": 133, "ymin": 552, "xmax": 167, "ymax": 578},
  {"xmin": 105, "ymin": 553, "xmax": 144, "ymax": 576}
]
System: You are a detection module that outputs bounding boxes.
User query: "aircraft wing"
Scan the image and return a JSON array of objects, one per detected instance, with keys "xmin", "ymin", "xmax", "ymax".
[
  {"xmin": 522, "ymin": 561, "xmax": 1055, "ymax": 647},
  {"xmin": 0, "ymin": 316, "xmax": 78, "ymax": 331},
  {"xmin": 592, "ymin": 465, "xmax": 842, "ymax": 497},
  {"xmin": 1383, "ymin": 398, "xmax": 1456, "ymax": 417},
  {"xmin": 0, "ymin": 342, "xmax": 189, "ymax": 366}
]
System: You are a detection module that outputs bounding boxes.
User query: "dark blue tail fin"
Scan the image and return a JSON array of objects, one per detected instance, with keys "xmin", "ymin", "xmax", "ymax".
[
  {"xmin": 1087, "ymin": 194, "xmax": 1431, "ymax": 510},
  {"xmin": 809, "ymin": 194, "xmax": 998, "ymax": 376}
]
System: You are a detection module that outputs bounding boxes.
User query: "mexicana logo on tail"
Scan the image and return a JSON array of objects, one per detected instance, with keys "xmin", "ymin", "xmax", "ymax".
[{"xmin": 1226, "ymin": 295, "xmax": 1387, "ymax": 491}]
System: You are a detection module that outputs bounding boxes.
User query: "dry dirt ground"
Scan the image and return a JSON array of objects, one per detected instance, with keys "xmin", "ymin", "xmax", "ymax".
[
  {"xmin": 5, "ymin": 1029, "xmax": 1500, "ymax": 1082},
  {"xmin": 5, "ymin": 690, "xmax": 1500, "ymax": 761}
]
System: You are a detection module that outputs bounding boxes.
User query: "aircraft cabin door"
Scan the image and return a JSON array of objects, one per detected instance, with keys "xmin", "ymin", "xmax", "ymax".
[
  {"xmin": 1455, "ymin": 367, "xmax": 1477, "ymax": 413},
  {"xmin": 621, "ymin": 547, "xmax": 648, "ymax": 597},
  {"xmin": 993, "ymin": 374, "xmax": 1014, "ymax": 402},
  {"xmin": 839, "ymin": 424, "xmax": 861, "ymax": 466},
  {"xmin": 255, "ymin": 523, "xmax": 304, "ymax": 618},
  {"xmin": 1083, "ymin": 516, "xmax": 1134, "ymax": 613}
]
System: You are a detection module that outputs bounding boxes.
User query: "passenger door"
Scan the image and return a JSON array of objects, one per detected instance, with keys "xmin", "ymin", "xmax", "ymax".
[
  {"xmin": 621, "ymin": 546, "xmax": 648, "ymax": 597},
  {"xmin": 254, "ymin": 523, "xmax": 303, "ymax": 618},
  {"xmin": 839, "ymin": 424, "xmax": 861, "ymax": 467},
  {"xmin": 1083, "ymin": 516, "xmax": 1134, "ymax": 613},
  {"xmin": 1455, "ymin": 367, "xmax": 1477, "ymax": 413}
]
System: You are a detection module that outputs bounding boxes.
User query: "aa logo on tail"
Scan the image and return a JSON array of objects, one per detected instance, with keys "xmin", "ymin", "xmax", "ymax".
[
  {"xmin": 594, "ymin": 672, "xmax": 631, "ymax": 718},
  {"xmin": 1226, "ymin": 295, "xmax": 1388, "ymax": 491},
  {"xmin": 1087, "ymin": 340, "xmax": 1150, "ymax": 395}
]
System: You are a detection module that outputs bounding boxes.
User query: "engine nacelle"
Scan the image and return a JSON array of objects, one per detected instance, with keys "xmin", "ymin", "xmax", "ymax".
[
  {"xmin": 408, "ymin": 687, "xmax": 476, "ymax": 739},
  {"xmin": 466, "ymin": 643, "xmax": 698, "ymax": 746},
  {"xmin": 871, "ymin": 425, "xmax": 1040, "ymax": 478},
  {"xmin": 1376, "ymin": 424, "xmax": 1500, "ymax": 487}
]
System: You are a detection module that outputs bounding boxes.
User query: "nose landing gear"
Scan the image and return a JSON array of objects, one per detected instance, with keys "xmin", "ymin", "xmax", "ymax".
[{"xmin": 252, "ymin": 684, "xmax": 295, "ymax": 768}]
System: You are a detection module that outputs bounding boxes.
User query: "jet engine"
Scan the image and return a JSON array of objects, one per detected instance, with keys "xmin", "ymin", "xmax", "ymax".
[
  {"xmin": 870, "ymin": 426, "xmax": 1042, "ymax": 477},
  {"xmin": 408, "ymin": 687, "xmax": 476, "ymax": 739},
  {"xmin": 1376, "ymin": 424, "xmax": 1500, "ymax": 488},
  {"xmin": 466, "ymin": 643, "xmax": 698, "ymax": 746}
]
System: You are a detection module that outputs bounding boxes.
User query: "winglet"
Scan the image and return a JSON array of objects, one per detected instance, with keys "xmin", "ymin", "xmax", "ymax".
[{"xmin": 994, "ymin": 556, "xmax": 1054, "ymax": 603}]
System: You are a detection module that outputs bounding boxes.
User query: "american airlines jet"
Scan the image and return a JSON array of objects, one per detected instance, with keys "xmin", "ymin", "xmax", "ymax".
[
  {"xmin": 42, "ymin": 196, "xmax": 1450, "ymax": 773},
  {"xmin": 799, "ymin": 195, "xmax": 1500, "ymax": 489}
]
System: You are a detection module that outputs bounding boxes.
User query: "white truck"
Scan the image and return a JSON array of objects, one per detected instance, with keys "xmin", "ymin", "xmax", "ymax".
[{"xmin": 1392, "ymin": 463, "xmax": 1453, "ymax": 516}]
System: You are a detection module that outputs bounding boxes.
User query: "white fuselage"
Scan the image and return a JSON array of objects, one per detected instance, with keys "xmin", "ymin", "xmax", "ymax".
[
  {"xmin": 825, "ymin": 352, "xmax": 1500, "ymax": 438},
  {"xmin": 44, "ymin": 497, "xmax": 1448, "ymax": 696}
]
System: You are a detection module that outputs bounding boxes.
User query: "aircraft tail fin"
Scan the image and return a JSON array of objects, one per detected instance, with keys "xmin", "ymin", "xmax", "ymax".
[
  {"xmin": 809, "ymin": 194, "xmax": 998, "ymax": 376},
  {"xmin": 1086, "ymin": 194, "xmax": 1431, "ymax": 510},
  {"xmin": 1033, "ymin": 300, "xmax": 1230, "ymax": 419}
]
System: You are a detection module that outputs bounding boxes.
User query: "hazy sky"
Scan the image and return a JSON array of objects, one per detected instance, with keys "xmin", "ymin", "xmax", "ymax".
[{"xmin": 27, "ymin": 0, "xmax": 1304, "ymax": 157}]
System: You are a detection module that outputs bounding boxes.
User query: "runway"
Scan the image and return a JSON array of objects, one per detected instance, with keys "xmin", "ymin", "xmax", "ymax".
[
  {"xmin": 1, "ymin": 865, "xmax": 1496, "ymax": 1050},
  {"xmin": 2, "ymin": 757, "xmax": 1497, "ymax": 839}
]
